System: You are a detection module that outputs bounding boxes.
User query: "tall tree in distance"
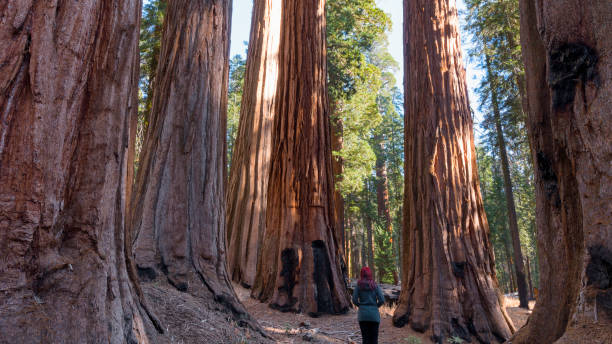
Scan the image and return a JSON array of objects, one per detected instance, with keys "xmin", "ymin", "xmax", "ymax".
[
  {"xmin": 252, "ymin": 0, "xmax": 351, "ymax": 316},
  {"xmin": 464, "ymin": 0, "xmax": 533, "ymax": 308},
  {"xmin": 226, "ymin": 0, "xmax": 282, "ymax": 289},
  {"xmin": 331, "ymin": 114, "xmax": 345, "ymax": 251},
  {"xmin": 0, "ymin": 1, "xmax": 156, "ymax": 342},
  {"xmin": 371, "ymin": 40, "xmax": 401, "ymax": 284},
  {"xmin": 138, "ymin": 0, "xmax": 167, "ymax": 128},
  {"xmin": 393, "ymin": 0, "xmax": 514, "ymax": 342},
  {"xmin": 128, "ymin": 0, "xmax": 254, "ymax": 328},
  {"xmin": 485, "ymin": 55, "xmax": 529, "ymax": 308},
  {"xmin": 128, "ymin": 0, "xmax": 167, "ymax": 214},
  {"xmin": 325, "ymin": 23, "xmax": 403, "ymax": 284},
  {"xmin": 327, "ymin": 0, "xmax": 390, "ymax": 253},
  {"xmin": 512, "ymin": 0, "xmax": 612, "ymax": 342},
  {"xmin": 374, "ymin": 137, "xmax": 392, "ymax": 236},
  {"xmin": 226, "ymin": 54, "xmax": 247, "ymax": 167}
]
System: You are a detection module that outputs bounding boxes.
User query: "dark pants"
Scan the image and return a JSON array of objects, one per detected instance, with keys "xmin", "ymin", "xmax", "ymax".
[{"xmin": 359, "ymin": 321, "xmax": 379, "ymax": 344}]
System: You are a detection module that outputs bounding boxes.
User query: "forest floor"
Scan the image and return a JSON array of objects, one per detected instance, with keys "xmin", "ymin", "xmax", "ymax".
[{"xmin": 234, "ymin": 284, "xmax": 536, "ymax": 344}]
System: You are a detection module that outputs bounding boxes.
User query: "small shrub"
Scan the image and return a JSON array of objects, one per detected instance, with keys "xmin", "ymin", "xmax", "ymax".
[
  {"xmin": 448, "ymin": 336, "xmax": 465, "ymax": 344},
  {"xmin": 403, "ymin": 336, "xmax": 422, "ymax": 344}
]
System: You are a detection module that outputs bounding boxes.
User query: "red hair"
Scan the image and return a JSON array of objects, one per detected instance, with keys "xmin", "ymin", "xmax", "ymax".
[{"xmin": 358, "ymin": 266, "xmax": 376, "ymax": 290}]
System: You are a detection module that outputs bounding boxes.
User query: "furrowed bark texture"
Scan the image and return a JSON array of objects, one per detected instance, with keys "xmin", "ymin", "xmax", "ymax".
[
  {"xmin": 0, "ymin": 1, "xmax": 151, "ymax": 342},
  {"xmin": 393, "ymin": 0, "xmax": 514, "ymax": 343},
  {"xmin": 251, "ymin": 0, "xmax": 351, "ymax": 316},
  {"xmin": 485, "ymin": 57, "xmax": 529, "ymax": 309},
  {"xmin": 226, "ymin": 0, "xmax": 281, "ymax": 289},
  {"xmin": 129, "ymin": 0, "xmax": 251, "ymax": 324},
  {"xmin": 513, "ymin": 0, "xmax": 612, "ymax": 342}
]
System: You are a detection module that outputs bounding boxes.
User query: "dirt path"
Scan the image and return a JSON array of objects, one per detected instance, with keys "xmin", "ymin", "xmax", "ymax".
[{"xmin": 235, "ymin": 284, "xmax": 535, "ymax": 344}]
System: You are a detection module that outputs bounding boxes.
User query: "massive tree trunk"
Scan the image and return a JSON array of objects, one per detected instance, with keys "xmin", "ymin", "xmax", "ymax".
[
  {"xmin": 512, "ymin": 0, "xmax": 612, "ymax": 342},
  {"xmin": 251, "ymin": 0, "xmax": 351, "ymax": 316},
  {"xmin": 128, "ymin": 0, "xmax": 253, "ymax": 327},
  {"xmin": 393, "ymin": 0, "xmax": 515, "ymax": 342},
  {"xmin": 226, "ymin": 0, "xmax": 281, "ymax": 289},
  {"xmin": 0, "ymin": 1, "xmax": 154, "ymax": 342},
  {"xmin": 485, "ymin": 56, "xmax": 530, "ymax": 309}
]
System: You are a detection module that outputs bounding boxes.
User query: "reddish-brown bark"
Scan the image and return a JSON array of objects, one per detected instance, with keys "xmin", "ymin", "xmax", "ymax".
[
  {"xmin": 251, "ymin": 0, "xmax": 351, "ymax": 316},
  {"xmin": 0, "ymin": 1, "xmax": 154, "ymax": 342},
  {"xmin": 128, "ymin": 0, "xmax": 255, "ymax": 328},
  {"xmin": 393, "ymin": 0, "xmax": 514, "ymax": 342},
  {"xmin": 512, "ymin": 0, "xmax": 612, "ymax": 342},
  {"xmin": 226, "ymin": 0, "xmax": 281, "ymax": 289}
]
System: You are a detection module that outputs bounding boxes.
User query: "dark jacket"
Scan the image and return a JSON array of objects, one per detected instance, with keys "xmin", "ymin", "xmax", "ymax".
[{"xmin": 352, "ymin": 284, "xmax": 385, "ymax": 322}]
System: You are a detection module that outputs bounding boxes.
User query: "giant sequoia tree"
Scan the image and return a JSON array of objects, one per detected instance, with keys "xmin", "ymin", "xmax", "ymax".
[
  {"xmin": 512, "ymin": 0, "xmax": 612, "ymax": 342},
  {"xmin": 392, "ymin": 0, "xmax": 514, "ymax": 342},
  {"xmin": 0, "ymin": 1, "xmax": 154, "ymax": 342},
  {"xmin": 226, "ymin": 0, "xmax": 282, "ymax": 289},
  {"xmin": 251, "ymin": 0, "xmax": 351, "ymax": 316},
  {"xmin": 128, "ymin": 0, "xmax": 252, "ymax": 325}
]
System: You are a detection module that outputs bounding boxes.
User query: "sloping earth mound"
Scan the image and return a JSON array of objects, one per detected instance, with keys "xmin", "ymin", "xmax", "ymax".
[{"xmin": 141, "ymin": 278, "xmax": 270, "ymax": 343}]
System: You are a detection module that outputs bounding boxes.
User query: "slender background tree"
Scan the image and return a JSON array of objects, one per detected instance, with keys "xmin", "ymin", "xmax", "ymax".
[{"xmin": 463, "ymin": 0, "xmax": 535, "ymax": 307}]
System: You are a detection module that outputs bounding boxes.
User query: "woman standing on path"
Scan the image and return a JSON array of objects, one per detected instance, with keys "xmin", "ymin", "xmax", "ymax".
[{"xmin": 352, "ymin": 267, "xmax": 385, "ymax": 344}]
